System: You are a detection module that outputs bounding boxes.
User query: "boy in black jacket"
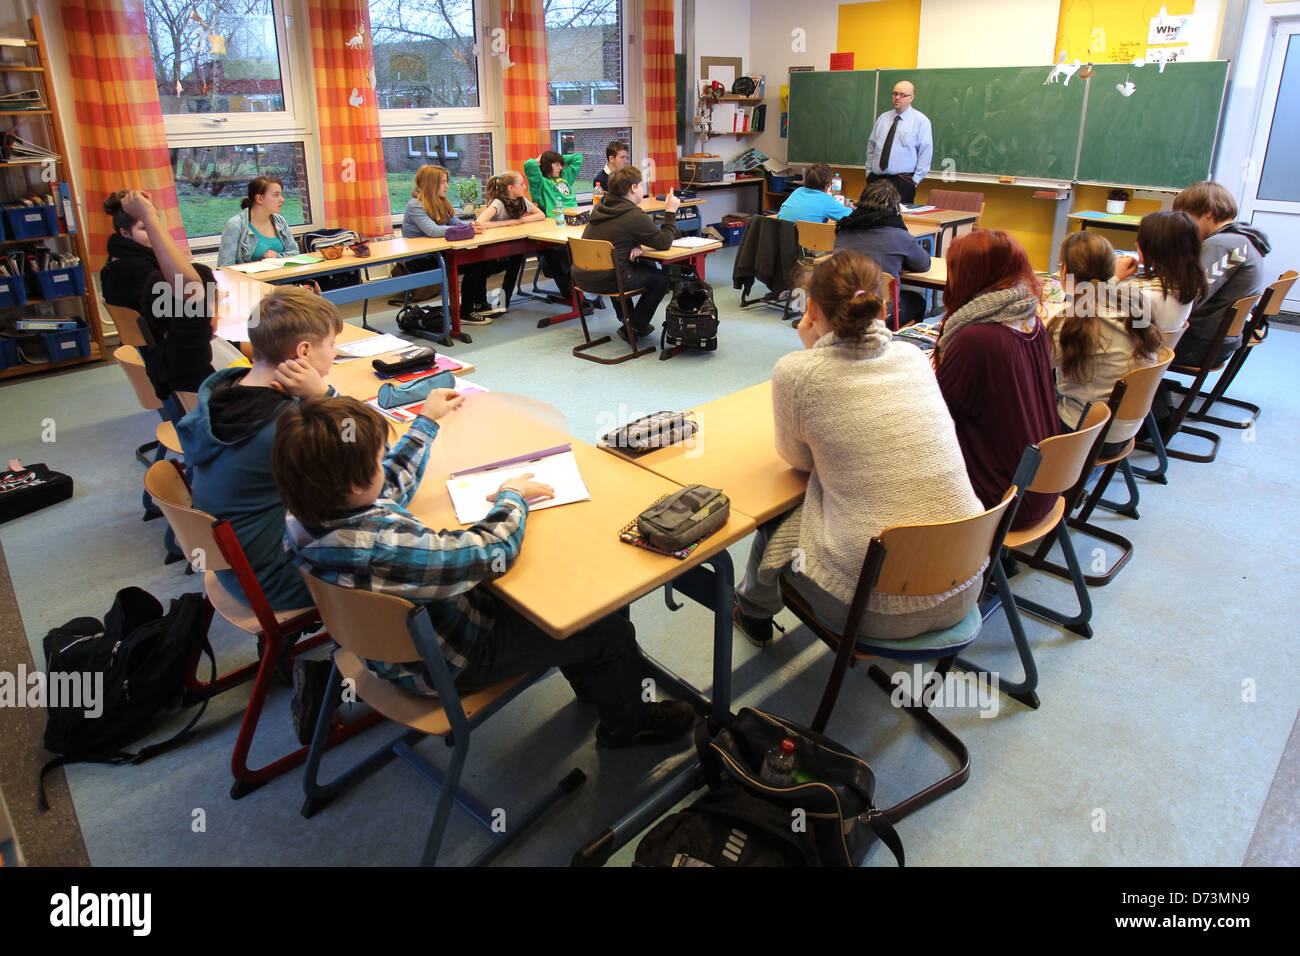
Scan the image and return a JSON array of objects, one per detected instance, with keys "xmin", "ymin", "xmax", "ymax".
[{"xmin": 575, "ymin": 166, "xmax": 679, "ymax": 340}]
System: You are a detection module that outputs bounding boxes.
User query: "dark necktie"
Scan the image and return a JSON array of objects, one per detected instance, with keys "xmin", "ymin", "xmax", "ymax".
[{"xmin": 879, "ymin": 115, "xmax": 900, "ymax": 172}]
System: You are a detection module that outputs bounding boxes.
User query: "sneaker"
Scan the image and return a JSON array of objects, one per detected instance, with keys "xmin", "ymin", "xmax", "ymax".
[
  {"xmin": 291, "ymin": 659, "xmax": 334, "ymax": 746},
  {"xmin": 476, "ymin": 304, "xmax": 507, "ymax": 317},
  {"xmin": 460, "ymin": 311, "xmax": 494, "ymax": 326},
  {"xmin": 616, "ymin": 323, "xmax": 655, "ymax": 345},
  {"xmin": 596, "ymin": 700, "xmax": 696, "ymax": 749},
  {"xmin": 733, "ymin": 606, "xmax": 785, "ymax": 648}
]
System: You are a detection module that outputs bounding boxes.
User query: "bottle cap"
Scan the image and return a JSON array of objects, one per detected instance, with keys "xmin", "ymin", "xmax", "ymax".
[{"xmin": 780, "ymin": 738, "xmax": 795, "ymax": 754}]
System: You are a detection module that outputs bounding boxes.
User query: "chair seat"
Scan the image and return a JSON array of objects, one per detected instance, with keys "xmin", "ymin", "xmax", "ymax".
[
  {"xmin": 334, "ymin": 648, "xmax": 529, "ymax": 736},
  {"xmin": 1002, "ymin": 496, "xmax": 1066, "ymax": 550},
  {"xmin": 156, "ymin": 421, "xmax": 183, "ymax": 455},
  {"xmin": 852, "ymin": 606, "xmax": 982, "ymax": 661},
  {"xmin": 205, "ymin": 570, "xmax": 316, "ymax": 634},
  {"xmin": 1094, "ymin": 438, "xmax": 1136, "ymax": 467}
]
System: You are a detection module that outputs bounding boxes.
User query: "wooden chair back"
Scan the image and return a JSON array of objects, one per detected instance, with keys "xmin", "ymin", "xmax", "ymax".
[
  {"xmin": 796, "ymin": 220, "xmax": 837, "ymax": 255},
  {"xmin": 300, "ymin": 573, "xmax": 422, "ymax": 667},
  {"xmin": 107, "ymin": 305, "xmax": 148, "ymax": 348},
  {"xmin": 1113, "ymin": 347, "xmax": 1175, "ymax": 422},
  {"xmin": 1161, "ymin": 321, "xmax": 1189, "ymax": 351},
  {"xmin": 1226, "ymin": 294, "xmax": 1259, "ymax": 340},
  {"xmin": 114, "ymin": 345, "xmax": 162, "ymax": 412},
  {"xmin": 926, "ymin": 189, "xmax": 985, "ymax": 214},
  {"xmin": 174, "ymin": 390, "xmax": 199, "ymax": 414},
  {"xmin": 1257, "ymin": 270, "xmax": 1298, "ymax": 318},
  {"xmin": 567, "ymin": 236, "xmax": 616, "ymax": 273},
  {"xmin": 1030, "ymin": 404, "xmax": 1111, "ymax": 495},
  {"xmin": 143, "ymin": 461, "xmax": 232, "ymax": 572},
  {"xmin": 874, "ymin": 486, "xmax": 1018, "ymax": 596}
]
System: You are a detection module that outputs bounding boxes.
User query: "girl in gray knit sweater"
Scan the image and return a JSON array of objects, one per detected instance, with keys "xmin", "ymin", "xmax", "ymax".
[{"xmin": 735, "ymin": 251, "xmax": 985, "ymax": 644}]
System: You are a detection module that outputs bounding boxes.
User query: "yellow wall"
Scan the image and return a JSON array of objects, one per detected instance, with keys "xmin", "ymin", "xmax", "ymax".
[
  {"xmin": 1055, "ymin": 0, "xmax": 1196, "ymax": 63},
  {"xmin": 836, "ymin": 1, "xmax": 922, "ymax": 68}
]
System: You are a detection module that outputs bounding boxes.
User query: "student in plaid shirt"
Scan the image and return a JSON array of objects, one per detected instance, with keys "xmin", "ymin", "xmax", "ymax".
[{"xmin": 272, "ymin": 395, "xmax": 696, "ymax": 749}]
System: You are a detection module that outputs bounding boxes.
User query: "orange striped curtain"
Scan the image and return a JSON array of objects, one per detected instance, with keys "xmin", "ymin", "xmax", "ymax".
[
  {"xmin": 641, "ymin": 0, "xmax": 678, "ymax": 192},
  {"xmin": 307, "ymin": 1, "xmax": 391, "ymax": 239},
  {"xmin": 500, "ymin": 0, "xmax": 551, "ymax": 198},
  {"xmin": 61, "ymin": 0, "xmax": 188, "ymax": 273}
]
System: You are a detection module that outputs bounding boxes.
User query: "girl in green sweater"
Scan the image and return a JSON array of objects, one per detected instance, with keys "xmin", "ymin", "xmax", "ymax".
[{"xmin": 522, "ymin": 150, "xmax": 590, "ymax": 310}]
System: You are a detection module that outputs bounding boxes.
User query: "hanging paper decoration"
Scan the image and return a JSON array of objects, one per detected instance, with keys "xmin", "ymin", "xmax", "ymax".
[
  {"xmin": 348, "ymin": 87, "xmax": 363, "ymax": 107},
  {"xmin": 1044, "ymin": 57, "xmax": 1082, "ymax": 86},
  {"xmin": 1117, "ymin": 78, "xmax": 1136, "ymax": 97},
  {"xmin": 208, "ymin": 34, "xmax": 227, "ymax": 56},
  {"xmin": 1078, "ymin": 63, "xmax": 1094, "ymax": 79},
  {"xmin": 366, "ymin": 65, "xmax": 376, "ymax": 90},
  {"xmin": 347, "ymin": 26, "xmax": 366, "ymax": 50}
]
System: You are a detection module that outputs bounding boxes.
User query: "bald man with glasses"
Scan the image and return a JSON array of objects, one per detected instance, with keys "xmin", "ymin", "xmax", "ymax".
[{"xmin": 865, "ymin": 81, "xmax": 931, "ymax": 204}]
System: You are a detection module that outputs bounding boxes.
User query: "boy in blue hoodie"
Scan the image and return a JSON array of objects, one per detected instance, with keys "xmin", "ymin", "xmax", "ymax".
[{"xmin": 177, "ymin": 286, "xmax": 342, "ymax": 612}]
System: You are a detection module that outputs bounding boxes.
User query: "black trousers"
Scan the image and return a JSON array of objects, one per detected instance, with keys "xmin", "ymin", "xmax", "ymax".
[
  {"xmin": 456, "ymin": 602, "xmax": 649, "ymax": 734},
  {"xmin": 868, "ymin": 172, "xmax": 918, "ymax": 204},
  {"xmin": 536, "ymin": 247, "xmax": 574, "ymax": 298},
  {"xmin": 460, "ymin": 256, "xmax": 524, "ymax": 311},
  {"xmin": 580, "ymin": 262, "xmax": 669, "ymax": 333}
]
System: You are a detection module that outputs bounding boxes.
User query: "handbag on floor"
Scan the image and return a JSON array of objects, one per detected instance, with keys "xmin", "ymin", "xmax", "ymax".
[
  {"xmin": 0, "ymin": 460, "xmax": 72, "ymax": 523},
  {"xmin": 38, "ymin": 588, "xmax": 216, "ymax": 810},
  {"xmin": 635, "ymin": 708, "xmax": 904, "ymax": 867}
]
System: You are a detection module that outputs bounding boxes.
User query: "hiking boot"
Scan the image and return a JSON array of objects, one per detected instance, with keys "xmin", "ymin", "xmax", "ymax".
[
  {"xmin": 291, "ymin": 658, "xmax": 335, "ymax": 746},
  {"xmin": 596, "ymin": 700, "xmax": 696, "ymax": 749},
  {"xmin": 733, "ymin": 606, "xmax": 785, "ymax": 648}
]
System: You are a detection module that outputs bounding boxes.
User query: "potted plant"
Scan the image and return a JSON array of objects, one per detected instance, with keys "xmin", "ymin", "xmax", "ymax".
[
  {"xmin": 1106, "ymin": 188, "xmax": 1131, "ymax": 215},
  {"xmin": 452, "ymin": 176, "xmax": 481, "ymax": 215}
]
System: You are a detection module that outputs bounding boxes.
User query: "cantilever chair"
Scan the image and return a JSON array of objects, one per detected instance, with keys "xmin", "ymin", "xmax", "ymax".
[
  {"xmin": 298, "ymin": 573, "xmax": 586, "ymax": 866},
  {"xmin": 567, "ymin": 237, "xmax": 656, "ymax": 364},
  {"xmin": 1179, "ymin": 270, "xmax": 1297, "ymax": 430},
  {"xmin": 959, "ymin": 405, "xmax": 1111, "ymax": 709},
  {"xmin": 778, "ymin": 455, "xmax": 1033, "ymax": 826},
  {"xmin": 1137, "ymin": 294, "xmax": 1259, "ymax": 466},
  {"xmin": 145, "ymin": 460, "xmax": 378, "ymax": 798}
]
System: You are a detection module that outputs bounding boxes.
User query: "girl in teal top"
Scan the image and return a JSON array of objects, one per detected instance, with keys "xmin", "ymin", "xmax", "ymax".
[{"xmin": 777, "ymin": 163, "xmax": 851, "ymax": 223}]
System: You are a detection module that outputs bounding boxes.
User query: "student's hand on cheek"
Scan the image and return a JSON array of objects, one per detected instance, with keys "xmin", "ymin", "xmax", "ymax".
[
  {"xmin": 271, "ymin": 357, "xmax": 327, "ymax": 398},
  {"xmin": 797, "ymin": 310, "xmax": 820, "ymax": 349}
]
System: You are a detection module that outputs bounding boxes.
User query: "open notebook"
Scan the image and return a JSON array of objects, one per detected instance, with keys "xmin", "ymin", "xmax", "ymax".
[{"xmin": 445, "ymin": 444, "xmax": 590, "ymax": 525}]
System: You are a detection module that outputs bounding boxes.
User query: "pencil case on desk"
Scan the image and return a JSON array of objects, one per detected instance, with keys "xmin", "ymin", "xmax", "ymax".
[
  {"xmin": 638, "ymin": 484, "xmax": 729, "ymax": 553},
  {"xmin": 377, "ymin": 369, "xmax": 455, "ymax": 408}
]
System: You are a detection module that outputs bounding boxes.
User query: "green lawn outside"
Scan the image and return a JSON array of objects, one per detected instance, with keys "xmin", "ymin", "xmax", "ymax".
[{"xmin": 175, "ymin": 194, "xmax": 305, "ymax": 242}]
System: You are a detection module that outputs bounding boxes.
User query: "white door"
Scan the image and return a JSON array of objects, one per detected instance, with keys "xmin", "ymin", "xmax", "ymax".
[{"xmin": 1244, "ymin": 18, "xmax": 1300, "ymax": 311}]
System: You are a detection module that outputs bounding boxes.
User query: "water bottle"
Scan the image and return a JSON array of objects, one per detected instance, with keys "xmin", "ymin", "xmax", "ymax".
[
  {"xmin": 553, "ymin": 202, "xmax": 566, "ymax": 226},
  {"xmin": 831, "ymin": 171, "xmax": 843, "ymax": 194},
  {"xmin": 759, "ymin": 738, "xmax": 797, "ymax": 787}
]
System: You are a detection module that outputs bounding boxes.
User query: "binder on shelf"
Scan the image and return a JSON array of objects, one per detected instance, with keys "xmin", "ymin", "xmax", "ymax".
[{"xmin": 56, "ymin": 181, "xmax": 74, "ymax": 234}]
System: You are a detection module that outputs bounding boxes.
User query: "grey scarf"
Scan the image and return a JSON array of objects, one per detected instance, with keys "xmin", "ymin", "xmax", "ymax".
[{"xmin": 935, "ymin": 284, "xmax": 1041, "ymax": 360}]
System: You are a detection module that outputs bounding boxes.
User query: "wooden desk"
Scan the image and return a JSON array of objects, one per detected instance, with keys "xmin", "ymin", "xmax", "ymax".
[
  {"xmin": 601, "ymin": 381, "xmax": 808, "ymax": 525},
  {"xmin": 536, "ymin": 225, "xmax": 724, "ymax": 280},
  {"xmin": 1069, "ymin": 211, "xmax": 1142, "ymax": 233},
  {"xmin": 901, "ymin": 256, "xmax": 947, "ymax": 290},
  {"xmin": 903, "ymin": 208, "xmax": 980, "ymax": 257}
]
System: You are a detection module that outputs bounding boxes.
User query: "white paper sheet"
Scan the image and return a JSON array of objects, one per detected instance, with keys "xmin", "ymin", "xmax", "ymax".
[
  {"xmin": 707, "ymin": 65, "xmax": 736, "ymax": 89},
  {"xmin": 223, "ymin": 259, "xmax": 285, "ymax": 274},
  {"xmin": 334, "ymin": 333, "xmax": 414, "ymax": 357},
  {"xmin": 445, "ymin": 447, "xmax": 590, "ymax": 524},
  {"xmin": 671, "ymin": 236, "xmax": 716, "ymax": 248}
]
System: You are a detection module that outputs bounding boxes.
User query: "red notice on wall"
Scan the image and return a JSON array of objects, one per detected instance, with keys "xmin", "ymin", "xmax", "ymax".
[{"xmin": 829, "ymin": 52, "xmax": 854, "ymax": 71}]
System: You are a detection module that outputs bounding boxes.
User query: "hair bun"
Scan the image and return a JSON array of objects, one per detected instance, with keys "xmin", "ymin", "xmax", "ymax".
[{"xmin": 102, "ymin": 191, "xmax": 124, "ymax": 215}]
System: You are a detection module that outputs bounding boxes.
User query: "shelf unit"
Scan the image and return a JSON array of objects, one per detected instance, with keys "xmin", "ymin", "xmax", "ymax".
[{"xmin": 0, "ymin": 15, "xmax": 104, "ymax": 381}]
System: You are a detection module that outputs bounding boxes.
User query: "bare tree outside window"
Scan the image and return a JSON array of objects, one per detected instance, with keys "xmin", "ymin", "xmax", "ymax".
[
  {"xmin": 146, "ymin": 0, "xmax": 284, "ymax": 114},
  {"xmin": 369, "ymin": 0, "xmax": 479, "ymax": 109},
  {"xmin": 545, "ymin": 0, "xmax": 622, "ymax": 106}
]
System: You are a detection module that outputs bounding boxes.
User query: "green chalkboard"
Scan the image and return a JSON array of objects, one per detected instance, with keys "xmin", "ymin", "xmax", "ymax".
[
  {"xmin": 876, "ymin": 67, "xmax": 1086, "ymax": 181},
  {"xmin": 1077, "ymin": 61, "xmax": 1228, "ymax": 188},
  {"xmin": 786, "ymin": 70, "xmax": 878, "ymax": 166}
]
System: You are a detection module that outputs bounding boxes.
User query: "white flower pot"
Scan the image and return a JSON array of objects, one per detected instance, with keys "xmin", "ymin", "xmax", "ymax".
[{"xmin": 1106, "ymin": 199, "xmax": 1127, "ymax": 214}]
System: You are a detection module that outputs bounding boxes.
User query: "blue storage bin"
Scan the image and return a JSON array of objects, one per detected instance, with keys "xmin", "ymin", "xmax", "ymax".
[
  {"xmin": 0, "ymin": 275, "xmax": 27, "ymax": 308},
  {"xmin": 2, "ymin": 204, "xmax": 58, "ymax": 239},
  {"xmin": 0, "ymin": 336, "xmax": 17, "ymax": 370},
  {"xmin": 41, "ymin": 321, "xmax": 91, "ymax": 362},
  {"xmin": 767, "ymin": 173, "xmax": 799, "ymax": 193},
  {"xmin": 32, "ymin": 264, "xmax": 86, "ymax": 300}
]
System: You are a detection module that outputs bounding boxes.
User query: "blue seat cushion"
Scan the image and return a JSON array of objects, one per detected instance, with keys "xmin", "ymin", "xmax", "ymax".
[{"xmin": 848, "ymin": 607, "xmax": 982, "ymax": 662}]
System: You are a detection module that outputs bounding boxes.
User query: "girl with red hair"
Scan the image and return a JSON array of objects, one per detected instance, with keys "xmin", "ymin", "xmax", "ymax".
[{"xmin": 933, "ymin": 230, "xmax": 1058, "ymax": 530}]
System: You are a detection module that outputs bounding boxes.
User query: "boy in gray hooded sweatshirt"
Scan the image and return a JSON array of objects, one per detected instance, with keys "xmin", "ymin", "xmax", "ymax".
[{"xmin": 1171, "ymin": 181, "xmax": 1271, "ymax": 367}]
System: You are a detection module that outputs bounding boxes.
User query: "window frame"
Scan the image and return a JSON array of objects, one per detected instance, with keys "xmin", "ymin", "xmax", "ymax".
[{"xmin": 545, "ymin": 0, "xmax": 638, "ymax": 130}]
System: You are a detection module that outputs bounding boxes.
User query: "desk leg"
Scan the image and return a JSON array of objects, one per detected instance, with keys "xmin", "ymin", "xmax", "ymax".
[{"xmin": 442, "ymin": 253, "xmax": 471, "ymax": 344}]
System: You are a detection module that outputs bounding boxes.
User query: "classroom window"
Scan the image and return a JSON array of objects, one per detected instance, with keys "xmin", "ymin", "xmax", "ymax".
[
  {"xmin": 545, "ymin": 0, "xmax": 623, "ymax": 107},
  {"xmin": 169, "ymin": 141, "xmax": 310, "ymax": 240},
  {"xmin": 551, "ymin": 128, "xmax": 632, "ymax": 187},
  {"xmin": 369, "ymin": 0, "xmax": 480, "ymax": 110},
  {"xmin": 383, "ymin": 133, "xmax": 495, "ymax": 214},
  {"xmin": 147, "ymin": 0, "xmax": 285, "ymax": 116}
]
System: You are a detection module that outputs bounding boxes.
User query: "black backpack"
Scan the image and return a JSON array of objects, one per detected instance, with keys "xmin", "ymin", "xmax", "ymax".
[
  {"xmin": 39, "ymin": 587, "xmax": 215, "ymax": 809},
  {"xmin": 662, "ymin": 278, "xmax": 719, "ymax": 353},
  {"xmin": 0, "ymin": 461, "xmax": 73, "ymax": 523},
  {"xmin": 635, "ymin": 708, "xmax": 904, "ymax": 867},
  {"xmin": 395, "ymin": 303, "xmax": 451, "ymax": 346},
  {"xmin": 301, "ymin": 228, "xmax": 362, "ymax": 290}
]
